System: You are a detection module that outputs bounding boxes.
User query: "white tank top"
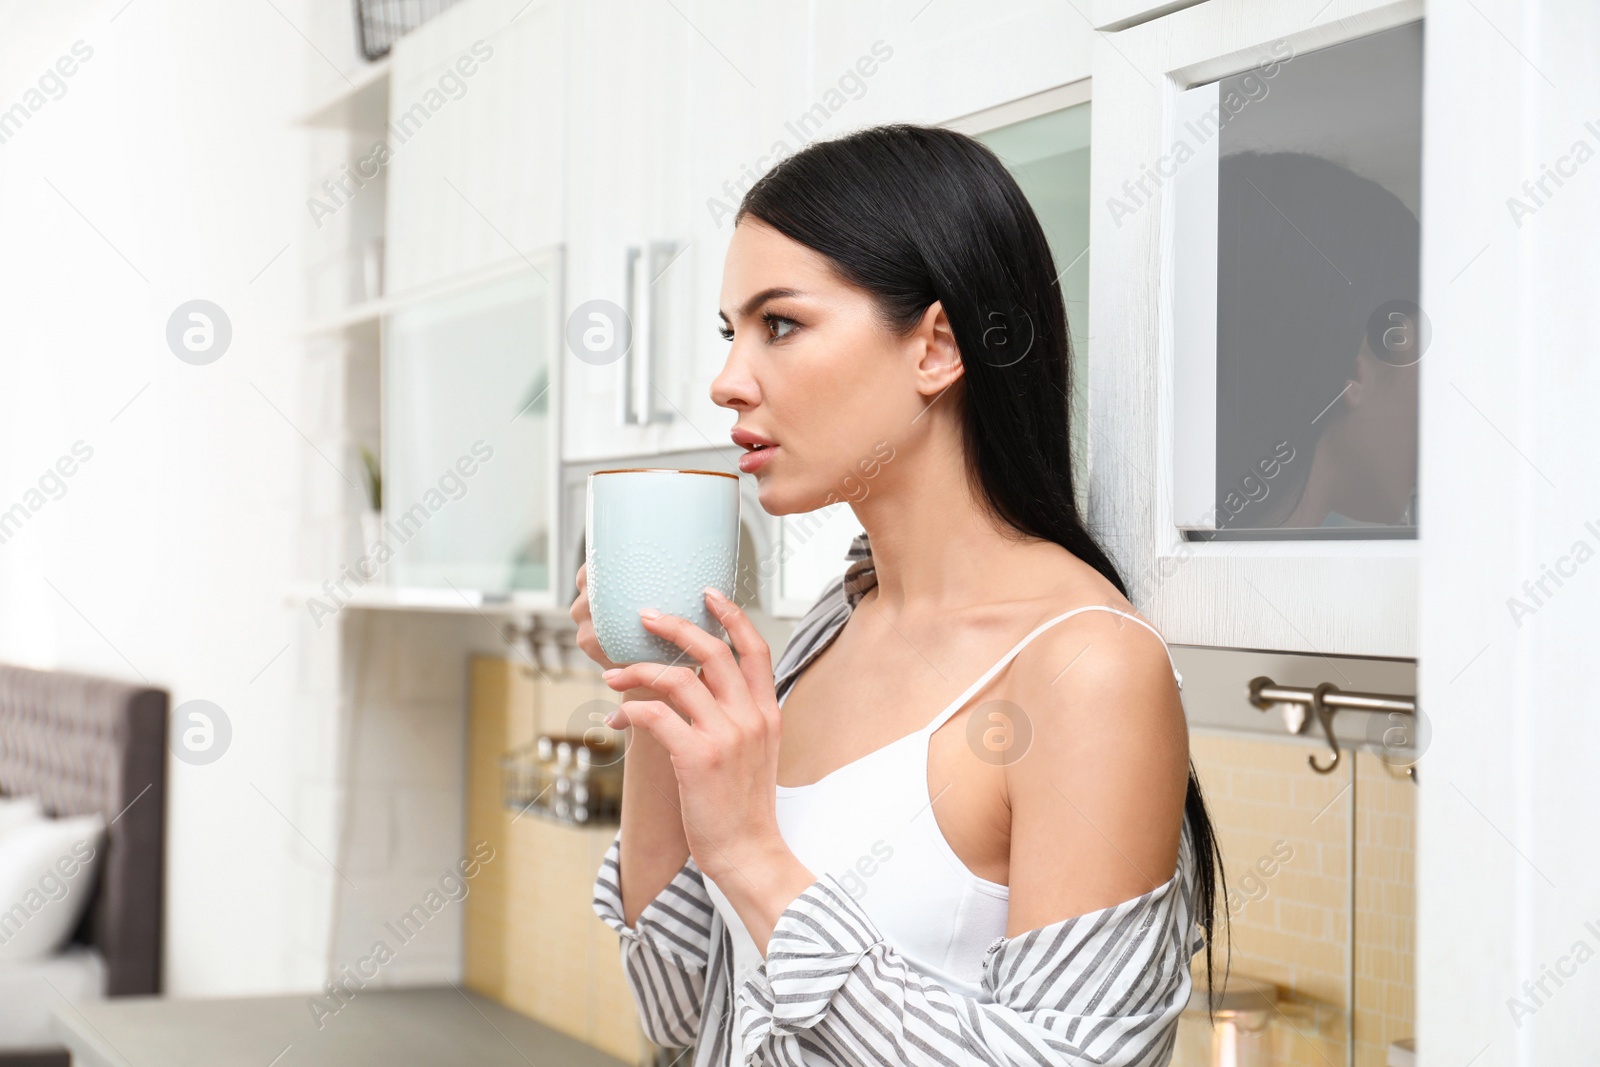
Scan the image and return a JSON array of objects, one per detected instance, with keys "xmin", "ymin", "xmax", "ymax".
[{"xmin": 702, "ymin": 606, "xmax": 1183, "ymax": 1000}]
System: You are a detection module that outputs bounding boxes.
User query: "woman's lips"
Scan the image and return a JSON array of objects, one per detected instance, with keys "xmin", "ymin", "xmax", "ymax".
[{"xmin": 738, "ymin": 445, "xmax": 778, "ymax": 474}]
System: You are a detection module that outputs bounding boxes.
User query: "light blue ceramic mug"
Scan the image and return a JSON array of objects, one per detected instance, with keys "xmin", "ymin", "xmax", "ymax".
[{"xmin": 586, "ymin": 468, "xmax": 741, "ymax": 665}]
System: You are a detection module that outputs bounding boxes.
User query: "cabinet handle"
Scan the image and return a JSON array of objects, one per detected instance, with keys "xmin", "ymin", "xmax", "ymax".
[
  {"xmin": 641, "ymin": 241, "xmax": 678, "ymax": 426},
  {"xmin": 621, "ymin": 245, "xmax": 642, "ymax": 425},
  {"xmin": 619, "ymin": 241, "xmax": 681, "ymax": 427}
]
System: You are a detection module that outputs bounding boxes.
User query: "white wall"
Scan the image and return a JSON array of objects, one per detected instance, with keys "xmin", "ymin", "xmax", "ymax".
[
  {"xmin": 0, "ymin": 0, "xmax": 344, "ymax": 995},
  {"xmin": 1419, "ymin": 2, "xmax": 1600, "ymax": 1063}
]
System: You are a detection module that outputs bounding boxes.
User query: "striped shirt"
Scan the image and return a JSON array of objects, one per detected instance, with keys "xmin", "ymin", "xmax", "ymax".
[{"xmin": 593, "ymin": 531, "xmax": 1205, "ymax": 1066}]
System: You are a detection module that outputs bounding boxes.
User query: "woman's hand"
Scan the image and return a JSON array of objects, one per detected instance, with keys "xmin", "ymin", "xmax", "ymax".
[{"xmin": 599, "ymin": 587, "xmax": 816, "ymax": 951}]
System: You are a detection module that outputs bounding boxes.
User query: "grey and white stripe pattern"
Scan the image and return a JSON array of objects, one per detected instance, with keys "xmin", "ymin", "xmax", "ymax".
[{"xmin": 592, "ymin": 532, "xmax": 1205, "ymax": 1065}]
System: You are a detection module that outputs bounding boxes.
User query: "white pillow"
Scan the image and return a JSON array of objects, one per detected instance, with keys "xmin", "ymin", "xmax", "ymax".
[
  {"xmin": 0, "ymin": 813, "xmax": 106, "ymax": 961},
  {"xmin": 0, "ymin": 796, "xmax": 44, "ymax": 839}
]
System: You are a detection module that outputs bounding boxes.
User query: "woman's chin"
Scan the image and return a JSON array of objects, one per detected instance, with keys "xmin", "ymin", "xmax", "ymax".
[
  {"xmin": 751, "ymin": 478, "xmax": 785, "ymax": 511},
  {"xmin": 752, "ymin": 484, "xmax": 844, "ymax": 521},
  {"xmin": 747, "ymin": 476, "xmax": 800, "ymax": 515}
]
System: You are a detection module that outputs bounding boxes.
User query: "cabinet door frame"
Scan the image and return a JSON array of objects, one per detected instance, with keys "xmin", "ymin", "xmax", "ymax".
[
  {"xmin": 380, "ymin": 247, "xmax": 566, "ymax": 611},
  {"xmin": 949, "ymin": 78, "xmax": 1095, "ymax": 510},
  {"xmin": 944, "ymin": 78, "xmax": 1092, "ymax": 137},
  {"xmin": 1088, "ymin": 0, "xmax": 1424, "ymax": 658}
]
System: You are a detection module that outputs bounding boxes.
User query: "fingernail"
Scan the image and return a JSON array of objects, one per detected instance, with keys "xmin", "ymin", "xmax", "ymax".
[
  {"xmin": 704, "ymin": 586, "xmax": 725, "ymax": 602},
  {"xmin": 638, "ymin": 607, "xmax": 662, "ymax": 620},
  {"xmin": 602, "ymin": 668, "xmax": 620, "ymax": 679},
  {"xmin": 604, "ymin": 710, "xmax": 621, "ymax": 727}
]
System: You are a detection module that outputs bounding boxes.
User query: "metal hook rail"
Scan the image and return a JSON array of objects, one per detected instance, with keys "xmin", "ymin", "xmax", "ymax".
[{"xmin": 1247, "ymin": 676, "xmax": 1419, "ymax": 781}]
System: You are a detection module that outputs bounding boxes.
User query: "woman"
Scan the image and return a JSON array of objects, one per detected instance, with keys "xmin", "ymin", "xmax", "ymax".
[{"xmin": 575, "ymin": 124, "xmax": 1224, "ymax": 1066}]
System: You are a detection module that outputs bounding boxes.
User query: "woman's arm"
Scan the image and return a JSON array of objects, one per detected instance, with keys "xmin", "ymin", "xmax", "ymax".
[
  {"xmin": 1002, "ymin": 610, "xmax": 1190, "ymax": 933},
  {"xmin": 592, "ymin": 821, "xmax": 717, "ymax": 1049},
  {"xmin": 591, "ymin": 689, "xmax": 718, "ymax": 1048},
  {"xmin": 574, "ymin": 553, "xmax": 717, "ymax": 1048},
  {"xmin": 615, "ymin": 700, "xmax": 693, "ymax": 926}
]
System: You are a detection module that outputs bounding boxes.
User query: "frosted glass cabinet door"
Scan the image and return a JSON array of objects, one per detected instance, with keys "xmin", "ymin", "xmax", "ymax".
[
  {"xmin": 383, "ymin": 263, "xmax": 559, "ymax": 599},
  {"xmin": 972, "ymin": 97, "xmax": 1093, "ymax": 495},
  {"xmin": 1089, "ymin": 3, "xmax": 1424, "ymax": 657}
]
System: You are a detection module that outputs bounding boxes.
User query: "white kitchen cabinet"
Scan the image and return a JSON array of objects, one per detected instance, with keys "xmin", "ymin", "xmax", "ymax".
[
  {"xmin": 559, "ymin": 0, "xmax": 696, "ymax": 462},
  {"xmin": 1091, "ymin": 0, "xmax": 1208, "ymax": 32},
  {"xmin": 562, "ymin": 0, "xmax": 1099, "ymax": 467},
  {"xmin": 664, "ymin": 0, "xmax": 814, "ymax": 463},
  {"xmin": 385, "ymin": 0, "xmax": 568, "ymax": 296},
  {"xmin": 1088, "ymin": 0, "xmax": 1424, "ymax": 657},
  {"xmin": 808, "ymin": 0, "xmax": 1091, "ymax": 127}
]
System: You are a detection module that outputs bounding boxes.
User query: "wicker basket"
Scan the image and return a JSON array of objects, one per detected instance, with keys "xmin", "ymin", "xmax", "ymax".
[
  {"xmin": 352, "ymin": 0, "xmax": 465, "ymax": 61},
  {"xmin": 500, "ymin": 735, "xmax": 623, "ymax": 826}
]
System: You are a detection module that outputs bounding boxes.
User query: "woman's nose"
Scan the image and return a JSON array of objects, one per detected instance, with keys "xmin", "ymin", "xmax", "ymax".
[{"xmin": 710, "ymin": 344, "xmax": 758, "ymax": 411}]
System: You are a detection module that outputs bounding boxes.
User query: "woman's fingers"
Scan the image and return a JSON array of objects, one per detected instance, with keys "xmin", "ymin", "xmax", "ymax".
[
  {"xmin": 703, "ymin": 589, "xmax": 777, "ymax": 719},
  {"xmin": 636, "ymin": 608, "xmax": 747, "ymax": 710},
  {"xmin": 607, "ymin": 698, "xmax": 694, "ymax": 754},
  {"xmin": 604, "ymin": 660, "xmax": 725, "ymax": 727}
]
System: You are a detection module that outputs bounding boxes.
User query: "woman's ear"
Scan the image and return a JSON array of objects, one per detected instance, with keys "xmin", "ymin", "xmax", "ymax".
[{"xmin": 911, "ymin": 300, "xmax": 963, "ymax": 397}]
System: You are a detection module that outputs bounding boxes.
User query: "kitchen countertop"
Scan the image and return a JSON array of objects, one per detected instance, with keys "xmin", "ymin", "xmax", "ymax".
[{"xmin": 51, "ymin": 985, "xmax": 634, "ymax": 1067}]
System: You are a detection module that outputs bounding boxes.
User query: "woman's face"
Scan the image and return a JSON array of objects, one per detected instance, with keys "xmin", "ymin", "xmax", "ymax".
[{"xmin": 711, "ymin": 218, "xmax": 957, "ymax": 515}]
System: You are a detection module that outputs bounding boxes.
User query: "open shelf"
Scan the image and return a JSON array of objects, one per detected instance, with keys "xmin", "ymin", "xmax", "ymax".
[
  {"xmin": 289, "ymin": 583, "xmax": 556, "ymax": 616},
  {"xmin": 303, "ymin": 297, "xmax": 387, "ymax": 338},
  {"xmin": 304, "ymin": 255, "xmax": 547, "ymax": 338},
  {"xmin": 297, "ymin": 59, "xmax": 391, "ymax": 129}
]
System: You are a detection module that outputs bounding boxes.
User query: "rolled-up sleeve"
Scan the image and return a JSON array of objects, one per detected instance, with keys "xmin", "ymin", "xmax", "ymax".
[
  {"xmin": 592, "ymin": 832, "xmax": 716, "ymax": 1049},
  {"xmin": 735, "ymin": 836, "xmax": 1203, "ymax": 1067}
]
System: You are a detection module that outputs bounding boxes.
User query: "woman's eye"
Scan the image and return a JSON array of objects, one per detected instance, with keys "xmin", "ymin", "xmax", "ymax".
[
  {"xmin": 717, "ymin": 323, "xmax": 734, "ymax": 342},
  {"xmin": 764, "ymin": 314, "xmax": 797, "ymax": 341}
]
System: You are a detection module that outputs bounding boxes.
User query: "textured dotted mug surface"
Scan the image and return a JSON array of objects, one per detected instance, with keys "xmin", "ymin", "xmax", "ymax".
[{"xmin": 587, "ymin": 468, "xmax": 741, "ymax": 665}]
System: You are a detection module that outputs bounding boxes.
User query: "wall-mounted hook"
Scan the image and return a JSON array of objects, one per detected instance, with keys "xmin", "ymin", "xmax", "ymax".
[{"xmin": 1307, "ymin": 682, "xmax": 1341, "ymax": 774}]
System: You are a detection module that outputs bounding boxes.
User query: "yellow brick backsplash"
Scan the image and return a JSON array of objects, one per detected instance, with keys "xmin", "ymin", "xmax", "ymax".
[
  {"xmin": 463, "ymin": 656, "xmax": 647, "ymax": 1066},
  {"xmin": 1173, "ymin": 736, "xmax": 1416, "ymax": 1067}
]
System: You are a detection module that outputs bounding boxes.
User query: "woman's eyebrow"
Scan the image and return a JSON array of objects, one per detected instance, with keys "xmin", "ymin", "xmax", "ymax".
[{"xmin": 719, "ymin": 287, "xmax": 807, "ymax": 322}]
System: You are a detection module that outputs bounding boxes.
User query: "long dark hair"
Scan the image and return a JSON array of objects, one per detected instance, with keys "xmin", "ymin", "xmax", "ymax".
[{"xmin": 737, "ymin": 123, "xmax": 1227, "ymax": 1001}]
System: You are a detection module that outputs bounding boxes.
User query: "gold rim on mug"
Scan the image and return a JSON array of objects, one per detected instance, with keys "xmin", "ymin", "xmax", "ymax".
[{"xmin": 589, "ymin": 468, "xmax": 739, "ymax": 479}]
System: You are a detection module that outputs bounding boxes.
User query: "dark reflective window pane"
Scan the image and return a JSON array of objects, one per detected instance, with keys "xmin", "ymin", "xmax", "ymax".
[{"xmin": 1203, "ymin": 22, "xmax": 1423, "ymax": 538}]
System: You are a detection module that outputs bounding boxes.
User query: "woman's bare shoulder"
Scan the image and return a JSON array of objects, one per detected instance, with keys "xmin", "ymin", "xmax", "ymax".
[{"xmin": 999, "ymin": 549, "xmax": 1183, "ymax": 740}]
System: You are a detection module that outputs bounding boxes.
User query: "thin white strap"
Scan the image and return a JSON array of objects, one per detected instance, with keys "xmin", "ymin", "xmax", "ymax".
[{"xmin": 921, "ymin": 606, "xmax": 1182, "ymax": 736}]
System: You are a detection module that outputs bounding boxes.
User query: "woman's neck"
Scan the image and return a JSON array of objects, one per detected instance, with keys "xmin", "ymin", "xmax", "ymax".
[{"xmin": 850, "ymin": 454, "xmax": 1047, "ymax": 621}]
